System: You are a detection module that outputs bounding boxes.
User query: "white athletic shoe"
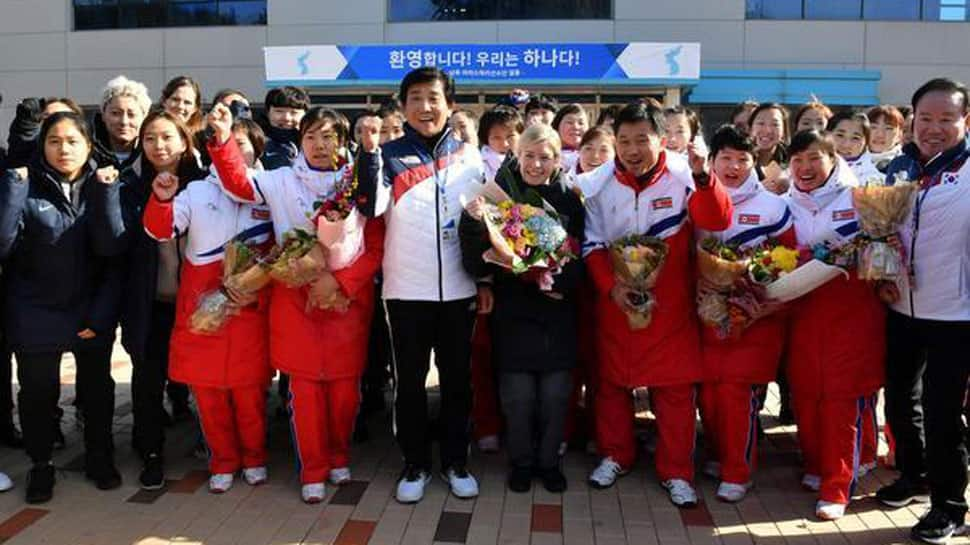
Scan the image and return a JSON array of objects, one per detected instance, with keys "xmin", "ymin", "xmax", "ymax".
[
  {"xmin": 301, "ymin": 482, "xmax": 326, "ymax": 504},
  {"xmin": 329, "ymin": 467, "xmax": 352, "ymax": 486},
  {"xmin": 477, "ymin": 435, "xmax": 500, "ymax": 453},
  {"xmin": 716, "ymin": 481, "xmax": 752, "ymax": 503},
  {"xmin": 801, "ymin": 473, "xmax": 821, "ymax": 492},
  {"xmin": 703, "ymin": 461, "xmax": 721, "ymax": 480},
  {"xmin": 242, "ymin": 466, "xmax": 267, "ymax": 486},
  {"xmin": 396, "ymin": 467, "xmax": 431, "ymax": 504},
  {"xmin": 0, "ymin": 471, "xmax": 13, "ymax": 492},
  {"xmin": 208, "ymin": 473, "xmax": 233, "ymax": 494},
  {"xmin": 588, "ymin": 457, "xmax": 626, "ymax": 489},
  {"xmin": 815, "ymin": 500, "xmax": 846, "ymax": 520},
  {"xmin": 662, "ymin": 479, "xmax": 698, "ymax": 508},
  {"xmin": 441, "ymin": 466, "xmax": 479, "ymax": 499}
]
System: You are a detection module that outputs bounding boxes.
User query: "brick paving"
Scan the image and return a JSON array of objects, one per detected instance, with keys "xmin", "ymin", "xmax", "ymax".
[{"xmin": 0, "ymin": 344, "xmax": 963, "ymax": 544}]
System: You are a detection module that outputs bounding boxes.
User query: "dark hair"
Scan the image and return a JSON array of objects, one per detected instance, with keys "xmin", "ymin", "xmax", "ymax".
[
  {"xmin": 478, "ymin": 105, "xmax": 523, "ymax": 146},
  {"xmin": 138, "ymin": 110, "xmax": 200, "ymax": 180},
  {"xmin": 39, "ymin": 111, "xmax": 93, "ymax": 158},
  {"xmin": 232, "ymin": 118, "xmax": 266, "ymax": 161},
  {"xmin": 709, "ymin": 124, "xmax": 755, "ymax": 159},
  {"xmin": 793, "ymin": 100, "xmax": 833, "ymax": 130},
  {"xmin": 729, "ymin": 100, "xmax": 759, "ymax": 123},
  {"xmin": 612, "ymin": 101, "xmax": 666, "ymax": 137},
  {"xmin": 399, "ymin": 67, "xmax": 456, "ymax": 106},
  {"xmin": 524, "ymin": 93, "xmax": 559, "ymax": 116},
  {"xmin": 663, "ymin": 105, "xmax": 702, "ymax": 141},
  {"xmin": 299, "ymin": 106, "xmax": 350, "ymax": 145},
  {"xmin": 579, "ymin": 125, "xmax": 614, "ymax": 148},
  {"xmin": 377, "ymin": 98, "xmax": 403, "ymax": 121},
  {"xmin": 551, "ymin": 103, "xmax": 588, "ymax": 132},
  {"xmin": 827, "ymin": 110, "xmax": 871, "ymax": 146},
  {"xmin": 749, "ymin": 103, "xmax": 791, "ymax": 144},
  {"xmin": 898, "ymin": 105, "xmax": 913, "ymax": 118},
  {"xmin": 911, "ymin": 77, "xmax": 969, "ymax": 114},
  {"xmin": 596, "ymin": 104, "xmax": 622, "ymax": 127},
  {"xmin": 265, "ymin": 85, "xmax": 311, "ymax": 111},
  {"xmin": 41, "ymin": 97, "xmax": 83, "ymax": 116},
  {"xmin": 212, "ymin": 88, "xmax": 249, "ymax": 106},
  {"xmin": 788, "ymin": 129, "xmax": 837, "ymax": 158},
  {"xmin": 867, "ymin": 104, "xmax": 905, "ymax": 128}
]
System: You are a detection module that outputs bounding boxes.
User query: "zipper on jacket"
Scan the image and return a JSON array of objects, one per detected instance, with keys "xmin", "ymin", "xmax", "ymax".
[{"xmin": 431, "ymin": 135, "xmax": 448, "ymax": 302}]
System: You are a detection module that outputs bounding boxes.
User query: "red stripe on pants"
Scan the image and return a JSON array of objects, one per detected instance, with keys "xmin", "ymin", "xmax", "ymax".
[
  {"xmin": 595, "ymin": 381, "xmax": 696, "ymax": 481},
  {"xmin": 793, "ymin": 393, "xmax": 867, "ymax": 505},
  {"xmin": 288, "ymin": 377, "xmax": 361, "ymax": 484},
  {"xmin": 699, "ymin": 383, "xmax": 761, "ymax": 485},
  {"xmin": 193, "ymin": 385, "xmax": 267, "ymax": 475}
]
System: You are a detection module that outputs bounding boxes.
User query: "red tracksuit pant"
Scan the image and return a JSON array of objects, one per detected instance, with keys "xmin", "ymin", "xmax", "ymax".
[
  {"xmin": 470, "ymin": 318, "xmax": 502, "ymax": 440},
  {"xmin": 595, "ymin": 381, "xmax": 696, "ymax": 482},
  {"xmin": 793, "ymin": 393, "xmax": 872, "ymax": 505},
  {"xmin": 288, "ymin": 376, "xmax": 360, "ymax": 484},
  {"xmin": 699, "ymin": 383, "xmax": 763, "ymax": 485},
  {"xmin": 193, "ymin": 385, "xmax": 267, "ymax": 475}
]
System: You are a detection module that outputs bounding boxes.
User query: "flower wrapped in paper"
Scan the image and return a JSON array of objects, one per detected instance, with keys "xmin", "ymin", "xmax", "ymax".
[
  {"xmin": 608, "ymin": 234, "xmax": 669, "ymax": 329},
  {"xmin": 267, "ymin": 228, "xmax": 327, "ymax": 288},
  {"xmin": 311, "ymin": 158, "xmax": 367, "ymax": 271},
  {"xmin": 851, "ymin": 173, "xmax": 918, "ymax": 282},
  {"xmin": 189, "ymin": 240, "xmax": 274, "ymax": 335},
  {"xmin": 763, "ymin": 242, "xmax": 856, "ymax": 302}
]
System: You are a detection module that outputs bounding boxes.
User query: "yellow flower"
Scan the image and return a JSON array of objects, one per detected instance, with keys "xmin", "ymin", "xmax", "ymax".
[
  {"xmin": 770, "ymin": 246, "xmax": 799, "ymax": 272},
  {"xmin": 514, "ymin": 237, "xmax": 529, "ymax": 256}
]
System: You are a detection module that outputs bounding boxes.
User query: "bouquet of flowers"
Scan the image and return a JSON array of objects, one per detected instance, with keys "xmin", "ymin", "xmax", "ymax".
[
  {"xmin": 764, "ymin": 241, "xmax": 855, "ymax": 302},
  {"xmin": 697, "ymin": 238, "xmax": 749, "ymax": 289},
  {"xmin": 189, "ymin": 240, "xmax": 273, "ymax": 335},
  {"xmin": 311, "ymin": 158, "xmax": 367, "ymax": 271},
  {"xmin": 267, "ymin": 228, "xmax": 327, "ymax": 288},
  {"xmin": 609, "ymin": 234, "xmax": 669, "ymax": 329},
  {"xmin": 851, "ymin": 173, "xmax": 918, "ymax": 282}
]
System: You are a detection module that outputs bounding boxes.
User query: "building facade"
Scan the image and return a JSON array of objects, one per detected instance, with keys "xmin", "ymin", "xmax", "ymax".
[{"xmin": 0, "ymin": 0, "xmax": 969, "ymax": 137}]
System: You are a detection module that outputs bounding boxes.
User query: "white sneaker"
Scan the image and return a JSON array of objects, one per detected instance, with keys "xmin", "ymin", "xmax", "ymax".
[
  {"xmin": 662, "ymin": 479, "xmax": 698, "ymax": 508},
  {"xmin": 716, "ymin": 481, "xmax": 752, "ymax": 503},
  {"xmin": 441, "ymin": 466, "xmax": 479, "ymax": 499},
  {"xmin": 396, "ymin": 467, "xmax": 431, "ymax": 504},
  {"xmin": 208, "ymin": 473, "xmax": 233, "ymax": 494},
  {"xmin": 0, "ymin": 471, "xmax": 13, "ymax": 492},
  {"xmin": 301, "ymin": 482, "xmax": 326, "ymax": 504},
  {"xmin": 477, "ymin": 435, "xmax": 499, "ymax": 453},
  {"xmin": 588, "ymin": 457, "xmax": 627, "ymax": 489},
  {"xmin": 329, "ymin": 467, "xmax": 352, "ymax": 486},
  {"xmin": 801, "ymin": 474, "xmax": 821, "ymax": 492},
  {"xmin": 815, "ymin": 500, "xmax": 846, "ymax": 520},
  {"xmin": 242, "ymin": 466, "xmax": 267, "ymax": 486},
  {"xmin": 703, "ymin": 461, "xmax": 721, "ymax": 480}
]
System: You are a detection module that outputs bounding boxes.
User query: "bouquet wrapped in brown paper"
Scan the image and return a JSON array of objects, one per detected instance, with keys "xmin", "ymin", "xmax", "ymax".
[
  {"xmin": 267, "ymin": 228, "xmax": 327, "ymax": 288},
  {"xmin": 608, "ymin": 234, "xmax": 669, "ymax": 329},
  {"xmin": 851, "ymin": 174, "xmax": 918, "ymax": 281},
  {"xmin": 189, "ymin": 240, "xmax": 273, "ymax": 335}
]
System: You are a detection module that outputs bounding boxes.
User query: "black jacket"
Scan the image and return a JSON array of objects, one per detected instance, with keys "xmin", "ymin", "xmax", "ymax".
[
  {"xmin": 459, "ymin": 159, "xmax": 585, "ymax": 373},
  {"xmin": 258, "ymin": 119, "xmax": 299, "ymax": 171},
  {"xmin": 0, "ymin": 159, "xmax": 124, "ymax": 353}
]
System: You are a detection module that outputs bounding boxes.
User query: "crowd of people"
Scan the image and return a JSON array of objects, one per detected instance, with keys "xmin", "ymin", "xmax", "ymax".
[{"xmin": 0, "ymin": 65, "xmax": 967, "ymax": 545}]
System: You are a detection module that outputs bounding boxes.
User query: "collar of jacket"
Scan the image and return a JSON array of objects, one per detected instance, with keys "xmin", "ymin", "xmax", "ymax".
[
  {"xmin": 789, "ymin": 158, "xmax": 853, "ymax": 213},
  {"xmin": 90, "ymin": 111, "xmax": 141, "ymax": 171},
  {"xmin": 403, "ymin": 123, "xmax": 453, "ymax": 155},
  {"xmin": 29, "ymin": 155, "xmax": 98, "ymax": 206},
  {"xmin": 895, "ymin": 135, "xmax": 970, "ymax": 184},
  {"xmin": 613, "ymin": 151, "xmax": 668, "ymax": 194},
  {"xmin": 262, "ymin": 123, "xmax": 300, "ymax": 148},
  {"xmin": 725, "ymin": 169, "xmax": 762, "ymax": 205}
]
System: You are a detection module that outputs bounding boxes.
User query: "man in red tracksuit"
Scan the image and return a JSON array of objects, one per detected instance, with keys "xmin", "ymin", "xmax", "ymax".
[{"xmin": 579, "ymin": 102, "xmax": 733, "ymax": 507}]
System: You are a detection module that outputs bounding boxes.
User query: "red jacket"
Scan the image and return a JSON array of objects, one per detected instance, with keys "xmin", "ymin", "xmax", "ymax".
[{"xmin": 580, "ymin": 154, "xmax": 733, "ymax": 387}]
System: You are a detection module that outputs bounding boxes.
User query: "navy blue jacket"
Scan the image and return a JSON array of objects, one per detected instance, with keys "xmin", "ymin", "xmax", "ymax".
[
  {"xmin": 0, "ymin": 159, "xmax": 124, "ymax": 353},
  {"xmin": 258, "ymin": 122, "xmax": 299, "ymax": 171}
]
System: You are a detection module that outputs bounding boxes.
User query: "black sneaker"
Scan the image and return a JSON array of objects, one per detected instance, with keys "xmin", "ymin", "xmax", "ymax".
[
  {"xmin": 912, "ymin": 507, "xmax": 966, "ymax": 544},
  {"xmin": 507, "ymin": 466, "xmax": 532, "ymax": 493},
  {"xmin": 85, "ymin": 459, "xmax": 122, "ymax": 491},
  {"xmin": 538, "ymin": 467, "xmax": 568, "ymax": 493},
  {"xmin": 25, "ymin": 463, "xmax": 55, "ymax": 504},
  {"xmin": 877, "ymin": 477, "xmax": 930, "ymax": 507},
  {"xmin": 139, "ymin": 453, "xmax": 165, "ymax": 490}
]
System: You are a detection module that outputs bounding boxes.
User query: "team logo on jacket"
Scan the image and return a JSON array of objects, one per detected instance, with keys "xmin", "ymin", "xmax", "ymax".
[
  {"xmin": 832, "ymin": 209, "xmax": 855, "ymax": 221},
  {"xmin": 251, "ymin": 208, "xmax": 270, "ymax": 220},
  {"xmin": 652, "ymin": 197, "xmax": 674, "ymax": 210},
  {"xmin": 738, "ymin": 214, "xmax": 761, "ymax": 225},
  {"xmin": 942, "ymin": 172, "xmax": 959, "ymax": 185},
  {"xmin": 398, "ymin": 155, "xmax": 422, "ymax": 166}
]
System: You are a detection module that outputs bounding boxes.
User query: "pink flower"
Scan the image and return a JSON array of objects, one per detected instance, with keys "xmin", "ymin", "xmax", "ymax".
[{"xmin": 504, "ymin": 222, "xmax": 523, "ymax": 239}]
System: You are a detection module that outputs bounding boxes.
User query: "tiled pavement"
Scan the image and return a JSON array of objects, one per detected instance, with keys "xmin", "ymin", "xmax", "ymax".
[{"xmin": 0, "ymin": 346, "xmax": 965, "ymax": 545}]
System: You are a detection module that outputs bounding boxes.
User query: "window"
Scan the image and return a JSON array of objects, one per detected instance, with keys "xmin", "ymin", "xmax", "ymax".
[
  {"xmin": 73, "ymin": 0, "xmax": 267, "ymax": 30},
  {"xmin": 746, "ymin": 0, "xmax": 968, "ymax": 21},
  {"xmin": 387, "ymin": 0, "xmax": 611, "ymax": 22}
]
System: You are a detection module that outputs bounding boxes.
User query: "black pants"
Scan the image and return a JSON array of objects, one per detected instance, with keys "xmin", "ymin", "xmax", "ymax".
[
  {"xmin": 363, "ymin": 281, "xmax": 391, "ymax": 413},
  {"xmin": 17, "ymin": 341, "xmax": 115, "ymax": 465},
  {"xmin": 386, "ymin": 298, "xmax": 475, "ymax": 471},
  {"xmin": 500, "ymin": 370, "xmax": 572, "ymax": 470},
  {"xmin": 884, "ymin": 310, "xmax": 970, "ymax": 518},
  {"xmin": 0, "ymin": 348, "xmax": 13, "ymax": 426},
  {"xmin": 131, "ymin": 301, "xmax": 175, "ymax": 458}
]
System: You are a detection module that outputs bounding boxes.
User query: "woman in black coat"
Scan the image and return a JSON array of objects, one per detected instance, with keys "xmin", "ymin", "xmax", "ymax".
[
  {"xmin": 460, "ymin": 124, "xmax": 585, "ymax": 494},
  {"xmin": 0, "ymin": 112, "xmax": 125, "ymax": 503}
]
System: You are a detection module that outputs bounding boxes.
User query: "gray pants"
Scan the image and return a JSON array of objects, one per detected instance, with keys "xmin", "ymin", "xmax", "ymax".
[{"xmin": 500, "ymin": 370, "xmax": 572, "ymax": 470}]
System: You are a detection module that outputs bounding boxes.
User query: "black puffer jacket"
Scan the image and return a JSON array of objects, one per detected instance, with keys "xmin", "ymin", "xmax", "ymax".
[{"xmin": 459, "ymin": 158, "xmax": 585, "ymax": 373}]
